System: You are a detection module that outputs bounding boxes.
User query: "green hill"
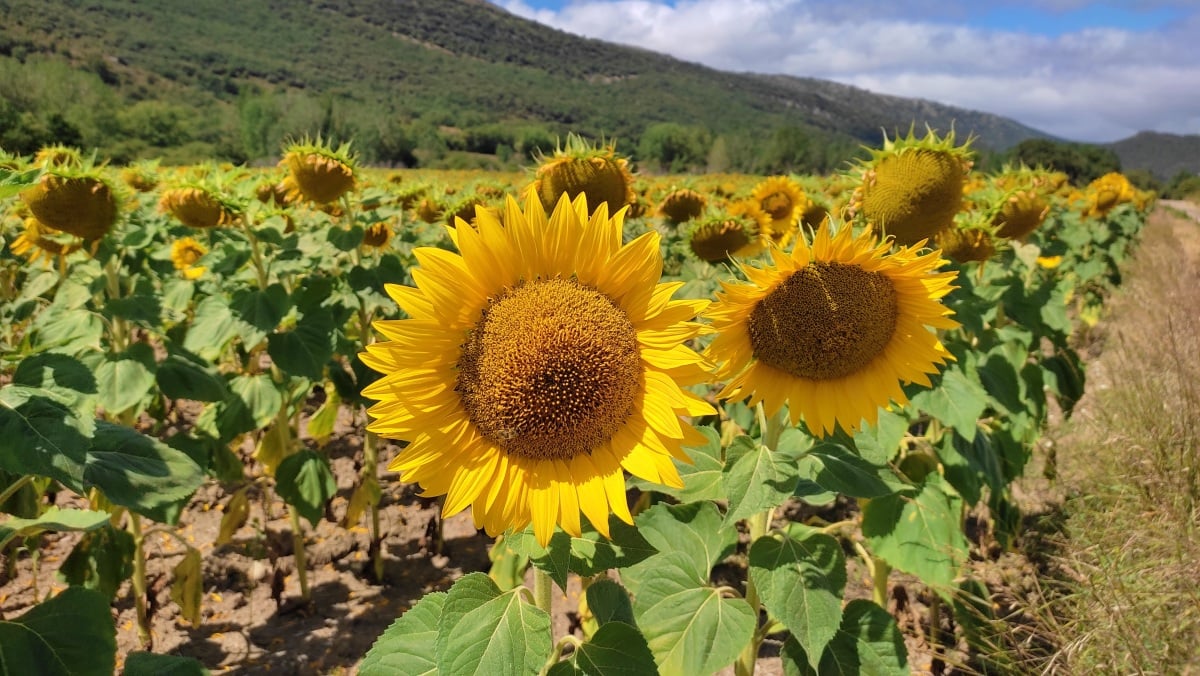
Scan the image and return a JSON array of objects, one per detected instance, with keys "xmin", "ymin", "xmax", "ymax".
[
  {"xmin": 1107, "ymin": 132, "xmax": 1200, "ymax": 180},
  {"xmin": 0, "ymin": 0, "xmax": 1055, "ymax": 170}
]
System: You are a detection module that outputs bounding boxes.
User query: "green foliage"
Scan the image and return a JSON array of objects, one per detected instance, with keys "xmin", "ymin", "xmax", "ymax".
[
  {"xmin": 0, "ymin": 587, "xmax": 117, "ymax": 676},
  {"xmin": 1007, "ymin": 138, "xmax": 1121, "ymax": 184}
]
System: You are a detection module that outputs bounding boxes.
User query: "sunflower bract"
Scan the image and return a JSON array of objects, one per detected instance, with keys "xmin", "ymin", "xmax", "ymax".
[{"xmin": 360, "ymin": 193, "xmax": 714, "ymax": 546}]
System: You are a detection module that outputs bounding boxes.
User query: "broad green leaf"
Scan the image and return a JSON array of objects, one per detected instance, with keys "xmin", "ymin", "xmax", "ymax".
[
  {"xmin": 546, "ymin": 622, "xmax": 657, "ymax": 676},
  {"xmin": 31, "ymin": 307, "xmax": 104, "ymax": 355},
  {"xmin": 0, "ymin": 166, "xmax": 41, "ymax": 199},
  {"xmin": 0, "ymin": 506, "xmax": 110, "ymax": 550},
  {"xmin": 629, "ymin": 551, "xmax": 755, "ymax": 675},
  {"xmin": 229, "ymin": 284, "xmax": 291, "ymax": 346},
  {"xmin": 12, "ymin": 353, "xmax": 97, "ymax": 413},
  {"xmin": 267, "ymin": 308, "xmax": 336, "ymax": 380},
  {"xmin": 93, "ymin": 343, "xmax": 157, "ymax": 415},
  {"xmin": 435, "ymin": 573, "xmax": 553, "ymax": 675},
  {"xmin": 910, "ymin": 367, "xmax": 988, "ymax": 441},
  {"xmin": 851, "ymin": 409, "xmax": 908, "ymax": 466},
  {"xmin": 509, "ymin": 517, "xmax": 656, "ymax": 591},
  {"xmin": 487, "ymin": 534, "xmax": 531, "ymax": 592},
  {"xmin": 360, "ymin": 592, "xmax": 446, "ymax": 676},
  {"xmin": 229, "ymin": 374, "xmax": 283, "ymax": 430},
  {"xmin": 585, "ymin": 579, "xmax": 636, "ymax": 627},
  {"xmin": 0, "ymin": 587, "xmax": 116, "ymax": 676},
  {"xmin": 83, "ymin": 422, "xmax": 205, "ymax": 523},
  {"xmin": 124, "ymin": 652, "xmax": 210, "ymax": 676},
  {"xmin": 160, "ymin": 277, "xmax": 196, "ymax": 318},
  {"xmin": 106, "ymin": 294, "xmax": 163, "ymax": 328},
  {"xmin": 156, "ymin": 353, "xmax": 229, "ymax": 403},
  {"xmin": 171, "ymin": 547, "xmax": 204, "ymax": 627},
  {"xmin": 862, "ymin": 474, "xmax": 968, "ymax": 592},
  {"xmin": 275, "ymin": 449, "xmax": 336, "ymax": 527},
  {"xmin": 0, "ymin": 386, "xmax": 92, "ymax": 492},
  {"xmin": 182, "ymin": 296, "xmax": 239, "ymax": 361},
  {"xmin": 722, "ymin": 434, "xmax": 802, "ymax": 524},
  {"xmin": 782, "ymin": 599, "xmax": 909, "ymax": 676},
  {"xmin": 630, "ymin": 424, "xmax": 725, "ymax": 502},
  {"xmin": 632, "ymin": 502, "xmax": 736, "ymax": 585},
  {"xmin": 801, "ymin": 443, "xmax": 907, "ymax": 499},
  {"xmin": 750, "ymin": 526, "xmax": 846, "ymax": 669}
]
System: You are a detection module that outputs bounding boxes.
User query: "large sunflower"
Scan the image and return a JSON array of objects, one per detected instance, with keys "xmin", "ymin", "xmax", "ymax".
[
  {"xmin": 705, "ymin": 221, "xmax": 959, "ymax": 436},
  {"xmin": 361, "ymin": 194, "xmax": 714, "ymax": 545}
]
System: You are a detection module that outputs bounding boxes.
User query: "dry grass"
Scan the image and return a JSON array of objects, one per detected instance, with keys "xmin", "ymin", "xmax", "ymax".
[{"xmin": 1037, "ymin": 207, "xmax": 1200, "ymax": 674}]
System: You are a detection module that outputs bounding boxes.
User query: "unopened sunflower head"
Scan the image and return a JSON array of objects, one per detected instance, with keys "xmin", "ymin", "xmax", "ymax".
[
  {"xmin": 33, "ymin": 144, "xmax": 84, "ymax": 169},
  {"xmin": 159, "ymin": 184, "xmax": 240, "ymax": 229},
  {"xmin": 19, "ymin": 160, "xmax": 120, "ymax": 240},
  {"xmin": 849, "ymin": 127, "xmax": 974, "ymax": 247},
  {"xmin": 657, "ymin": 187, "xmax": 707, "ymax": 224},
  {"xmin": 281, "ymin": 137, "xmax": 358, "ymax": 205},
  {"xmin": 527, "ymin": 133, "xmax": 635, "ymax": 216},
  {"xmin": 170, "ymin": 236, "xmax": 209, "ymax": 280}
]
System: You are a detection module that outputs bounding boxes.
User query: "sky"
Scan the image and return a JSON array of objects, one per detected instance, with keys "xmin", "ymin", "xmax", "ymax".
[{"xmin": 493, "ymin": 0, "xmax": 1200, "ymax": 143}]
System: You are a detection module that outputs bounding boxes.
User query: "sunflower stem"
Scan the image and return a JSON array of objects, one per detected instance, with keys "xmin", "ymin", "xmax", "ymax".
[
  {"xmin": 0, "ymin": 475, "xmax": 34, "ymax": 507},
  {"xmin": 128, "ymin": 511, "xmax": 152, "ymax": 649},
  {"xmin": 289, "ymin": 506, "xmax": 311, "ymax": 602},
  {"xmin": 736, "ymin": 508, "xmax": 773, "ymax": 676},
  {"xmin": 364, "ymin": 430, "xmax": 385, "ymax": 582},
  {"xmin": 533, "ymin": 566, "xmax": 553, "ymax": 617},
  {"xmin": 238, "ymin": 217, "xmax": 269, "ymax": 290}
]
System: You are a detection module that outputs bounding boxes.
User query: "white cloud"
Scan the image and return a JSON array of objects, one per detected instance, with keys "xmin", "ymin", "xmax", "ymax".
[{"xmin": 497, "ymin": 0, "xmax": 1200, "ymax": 142}]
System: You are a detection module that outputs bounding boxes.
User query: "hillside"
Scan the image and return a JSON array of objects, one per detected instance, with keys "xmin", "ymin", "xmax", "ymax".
[
  {"xmin": 1107, "ymin": 132, "xmax": 1200, "ymax": 180},
  {"xmin": 1, "ymin": 0, "xmax": 1053, "ymax": 169}
]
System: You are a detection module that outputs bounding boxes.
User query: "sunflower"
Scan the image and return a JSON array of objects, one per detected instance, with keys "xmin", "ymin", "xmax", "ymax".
[
  {"xmin": 361, "ymin": 220, "xmax": 394, "ymax": 250},
  {"xmin": 657, "ymin": 188, "xmax": 707, "ymax": 225},
  {"xmin": 9, "ymin": 217, "xmax": 82, "ymax": 267},
  {"xmin": 361, "ymin": 194, "xmax": 714, "ymax": 545},
  {"xmin": 752, "ymin": 176, "xmax": 804, "ymax": 246},
  {"xmin": 281, "ymin": 138, "xmax": 357, "ymax": 205},
  {"xmin": 20, "ymin": 167, "xmax": 119, "ymax": 240},
  {"xmin": 160, "ymin": 186, "xmax": 239, "ymax": 229},
  {"xmin": 526, "ymin": 133, "xmax": 635, "ymax": 216},
  {"xmin": 705, "ymin": 220, "xmax": 959, "ymax": 436},
  {"xmin": 170, "ymin": 236, "xmax": 208, "ymax": 280},
  {"xmin": 687, "ymin": 202, "xmax": 770, "ymax": 264}
]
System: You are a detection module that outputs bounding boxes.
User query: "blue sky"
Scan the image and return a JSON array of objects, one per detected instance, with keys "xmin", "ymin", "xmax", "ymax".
[{"xmin": 494, "ymin": 0, "xmax": 1200, "ymax": 142}]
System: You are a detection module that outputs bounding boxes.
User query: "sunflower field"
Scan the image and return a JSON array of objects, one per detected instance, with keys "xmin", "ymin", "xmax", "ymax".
[{"xmin": 0, "ymin": 131, "xmax": 1151, "ymax": 675}]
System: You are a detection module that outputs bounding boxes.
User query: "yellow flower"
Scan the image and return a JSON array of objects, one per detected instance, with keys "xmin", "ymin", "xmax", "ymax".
[
  {"xmin": 1036, "ymin": 255, "xmax": 1063, "ymax": 269},
  {"xmin": 361, "ymin": 221, "xmax": 394, "ymax": 250},
  {"xmin": 526, "ymin": 134, "xmax": 634, "ymax": 216},
  {"xmin": 160, "ymin": 186, "xmax": 238, "ymax": 229},
  {"xmin": 281, "ymin": 139, "xmax": 357, "ymax": 204},
  {"xmin": 171, "ymin": 237, "xmax": 208, "ymax": 279},
  {"xmin": 751, "ymin": 176, "xmax": 804, "ymax": 246},
  {"xmin": 705, "ymin": 220, "xmax": 959, "ymax": 436},
  {"xmin": 361, "ymin": 194, "xmax": 714, "ymax": 545},
  {"xmin": 9, "ymin": 217, "xmax": 81, "ymax": 266},
  {"xmin": 21, "ymin": 170, "xmax": 119, "ymax": 240},
  {"xmin": 656, "ymin": 188, "xmax": 707, "ymax": 225}
]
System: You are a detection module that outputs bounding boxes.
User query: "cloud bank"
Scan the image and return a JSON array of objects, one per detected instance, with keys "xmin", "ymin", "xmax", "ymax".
[{"xmin": 498, "ymin": 0, "xmax": 1200, "ymax": 142}]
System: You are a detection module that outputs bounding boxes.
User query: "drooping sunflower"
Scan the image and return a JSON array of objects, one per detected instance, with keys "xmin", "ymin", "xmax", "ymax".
[
  {"xmin": 705, "ymin": 220, "xmax": 959, "ymax": 436},
  {"xmin": 656, "ymin": 187, "xmax": 707, "ymax": 225},
  {"xmin": 526, "ymin": 133, "xmax": 635, "ymax": 216},
  {"xmin": 160, "ymin": 186, "xmax": 239, "ymax": 229},
  {"xmin": 849, "ymin": 128, "xmax": 973, "ymax": 246},
  {"xmin": 281, "ymin": 138, "xmax": 357, "ymax": 205},
  {"xmin": 20, "ymin": 164, "xmax": 119, "ymax": 240},
  {"xmin": 361, "ymin": 194, "xmax": 714, "ymax": 545},
  {"xmin": 170, "ymin": 236, "xmax": 208, "ymax": 280}
]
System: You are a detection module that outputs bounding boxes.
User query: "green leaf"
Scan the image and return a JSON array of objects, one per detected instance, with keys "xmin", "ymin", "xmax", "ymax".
[
  {"xmin": 508, "ymin": 517, "xmax": 657, "ymax": 591},
  {"xmin": 782, "ymin": 599, "xmax": 909, "ymax": 676},
  {"xmin": 435, "ymin": 573, "xmax": 553, "ymax": 675},
  {"xmin": 94, "ymin": 343, "xmax": 158, "ymax": 415},
  {"xmin": 0, "ymin": 587, "xmax": 116, "ymax": 676},
  {"xmin": 630, "ymin": 424, "xmax": 725, "ymax": 502},
  {"xmin": 0, "ymin": 166, "xmax": 41, "ymax": 199},
  {"xmin": 182, "ymin": 296, "xmax": 238, "ymax": 361},
  {"xmin": 275, "ymin": 449, "xmax": 336, "ymax": 527},
  {"xmin": 629, "ymin": 551, "xmax": 756, "ymax": 675},
  {"xmin": 83, "ymin": 421, "xmax": 206, "ymax": 523},
  {"xmin": 801, "ymin": 442, "xmax": 907, "ymax": 499},
  {"xmin": 229, "ymin": 374, "xmax": 283, "ymax": 430},
  {"xmin": 58, "ymin": 523, "xmax": 135, "ymax": 600},
  {"xmin": 851, "ymin": 409, "xmax": 908, "ymax": 466},
  {"xmin": 750, "ymin": 526, "xmax": 846, "ymax": 669},
  {"xmin": 31, "ymin": 307, "xmax": 104, "ymax": 355},
  {"xmin": 229, "ymin": 284, "xmax": 291, "ymax": 346},
  {"xmin": 722, "ymin": 434, "xmax": 802, "ymax": 524},
  {"xmin": 106, "ymin": 294, "xmax": 163, "ymax": 328},
  {"xmin": 546, "ymin": 622, "xmax": 658, "ymax": 676},
  {"xmin": 0, "ymin": 386, "xmax": 92, "ymax": 492},
  {"xmin": 267, "ymin": 309, "xmax": 336, "ymax": 380},
  {"xmin": 632, "ymin": 502, "xmax": 736, "ymax": 585},
  {"xmin": 361, "ymin": 592, "xmax": 446, "ymax": 676},
  {"xmin": 585, "ymin": 579, "xmax": 636, "ymax": 627},
  {"xmin": 12, "ymin": 353, "xmax": 97, "ymax": 413},
  {"xmin": 862, "ymin": 474, "xmax": 968, "ymax": 592},
  {"xmin": 124, "ymin": 652, "xmax": 210, "ymax": 676},
  {"xmin": 156, "ymin": 353, "xmax": 229, "ymax": 403},
  {"xmin": 910, "ymin": 367, "xmax": 988, "ymax": 441},
  {"xmin": 0, "ymin": 506, "xmax": 111, "ymax": 550}
]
